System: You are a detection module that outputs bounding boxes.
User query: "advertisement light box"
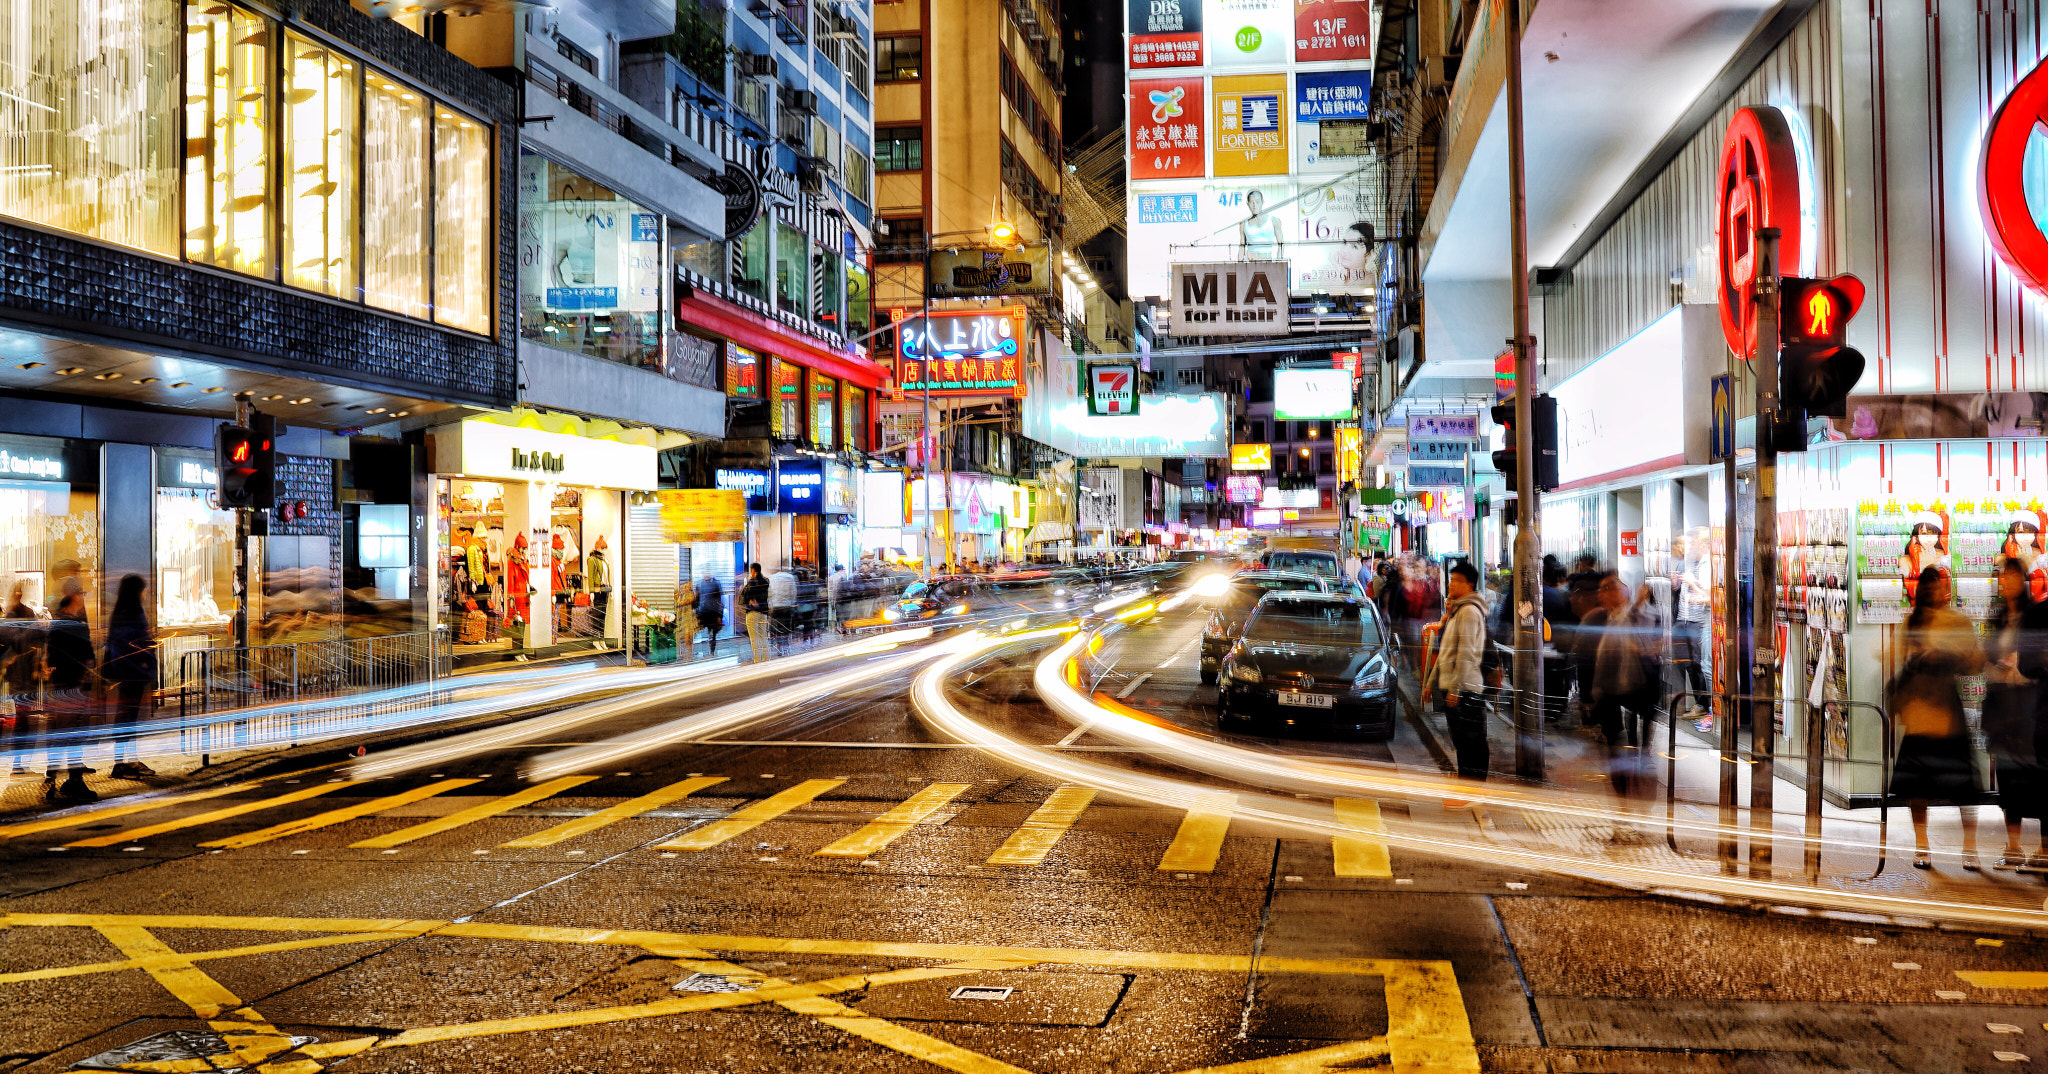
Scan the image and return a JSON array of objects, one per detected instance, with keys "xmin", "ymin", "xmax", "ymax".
[
  {"xmin": 1230, "ymin": 443, "xmax": 1271, "ymax": 470},
  {"xmin": 1273, "ymin": 368, "xmax": 1355, "ymax": 420}
]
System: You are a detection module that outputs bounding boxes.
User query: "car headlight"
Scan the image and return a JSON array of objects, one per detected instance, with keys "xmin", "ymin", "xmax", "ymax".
[
  {"xmin": 1204, "ymin": 615, "xmax": 1226, "ymax": 639},
  {"xmin": 947, "ymin": 604, "xmax": 968, "ymax": 615},
  {"xmin": 1353, "ymin": 665, "xmax": 1388, "ymax": 689},
  {"xmin": 882, "ymin": 606, "xmax": 903, "ymax": 620},
  {"xmin": 1227, "ymin": 663, "xmax": 1262, "ymax": 684}
]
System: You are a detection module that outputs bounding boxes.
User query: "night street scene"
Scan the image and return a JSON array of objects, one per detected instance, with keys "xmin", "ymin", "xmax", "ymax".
[{"xmin": 15, "ymin": 0, "xmax": 2048, "ymax": 1070}]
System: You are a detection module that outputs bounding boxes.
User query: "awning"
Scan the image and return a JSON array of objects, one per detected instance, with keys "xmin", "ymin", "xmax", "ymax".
[
  {"xmin": 677, "ymin": 289, "xmax": 887, "ymax": 389},
  {"xmin": 1025, "ymin": 521, "xmax": 1073, "ymax": 545}
]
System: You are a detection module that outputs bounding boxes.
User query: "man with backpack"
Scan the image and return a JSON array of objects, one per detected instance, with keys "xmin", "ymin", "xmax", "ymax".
[{"xmin": 1423, "ymin": 560, "xmax": 1492, "ymax": 787}]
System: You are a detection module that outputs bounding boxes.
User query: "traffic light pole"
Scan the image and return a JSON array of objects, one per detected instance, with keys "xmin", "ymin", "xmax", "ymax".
[
  {"xmin": 1505, "ymin": 0, "xmax": 1544, "ymax": 780},
  {"xmin": 1750, "ymin": 226, "xmax": 1782, "ymax": 879},
  {"xmin": 232, "ymin": 393, "xmax": 253, "ymax": 652}
]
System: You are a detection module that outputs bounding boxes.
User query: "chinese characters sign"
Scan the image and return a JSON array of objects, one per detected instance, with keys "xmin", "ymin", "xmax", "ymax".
[
  {"xmin": 1293, "ymin": 0, "xmax": 1371, "ymax": 61},
  {"xmin": 1130, "ymin": 78, "xmax": 1206, "ymax": 180},
  {"xmin": 897, "ymin": 309, "xmax": 1026, "ymax": 396},
  {"xmin": 1128, "ymin": 0, "xmax": 1203, "ymax": 68},
  {"xmin": 1295, "ymin": 70, "xmax": 1371, "ymax": 120},
  {"xmin": 1213, "ymin": 74, "xmax": 1287, "ymax": 176},
  {"xmin": 1406, "ymin": 412, "xmax": 1479, "ymax": 439},
  {"xmin": 725, "ymin": 344, "xmax": 762, "ymax": 399}
]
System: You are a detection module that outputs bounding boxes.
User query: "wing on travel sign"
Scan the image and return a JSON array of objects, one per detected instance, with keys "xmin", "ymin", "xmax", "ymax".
[
  {"xmin": 1130, "ymin": 77, "xmax": 1206, "ymax": 180},
  {"xmin": 1128, "ymin": 0, "xmax": 1203, "ymax": 68}
]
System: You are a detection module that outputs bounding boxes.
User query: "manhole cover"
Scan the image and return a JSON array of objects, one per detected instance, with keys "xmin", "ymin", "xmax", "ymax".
[
  {"xmin": 950, "ymin": 985, "xmax": 1014, "ymax": 1001},
  {"xmin": 674, "ymin": 972, "xmax": 760, "ymax": 993},
  {"xmin": 75, "ymin": 1029, "xmax": 317, "ymax": 1073}
]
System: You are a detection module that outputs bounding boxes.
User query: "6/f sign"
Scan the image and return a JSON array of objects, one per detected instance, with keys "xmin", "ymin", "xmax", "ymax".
[{"xmin": 1087, "ymin": 362, "xmax": 1140, "ymax": 415}]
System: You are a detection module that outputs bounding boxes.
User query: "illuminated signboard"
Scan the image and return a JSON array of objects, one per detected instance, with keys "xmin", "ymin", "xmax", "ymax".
[
  {"xmin": 1230, "ymin": 443, "xmax": 1271, "ymax": 470},
  {"xmin": 1224, "ymin": 474, "xmax": 1262, "ymax": 502},
  {"xmin": 1250, "ymin": 508, "xmax": 1283, "ymax": 526},
  {"xmin": 1127, "ymin": 0, "xmax": 1203, "ymax": 69},
  {"xmin": 724, "ymin": 345, "xmax": 761, "ymax": 399},
  {"xmin": 1406, "ymin": 412, "xmax": 1479, "ymax": 439},
  {"xmin": 1087, "ymin": 362, "xmax": 1140, "ymax": 415},
  {"xmin": 1260, "ymin": 486, "xmax": 1318, "ymax": 509},
  {"xmin": 715, "ymin": 468, "xmax": 770, "ymax": 512},
  {"xmin": 1130, "ymin": 77, "xmax": 1206, "ymax": 180},
  {"xmin": 897, "ymin": 308, "xmax": 1025, "ymax": 396},
  {"xmin": 776, "ymin": 461, "xmax": 826, "ymax": 513},
  {"xmin": 1273, "ymin": 368, "xmax": 1355, "ymax": 419}
]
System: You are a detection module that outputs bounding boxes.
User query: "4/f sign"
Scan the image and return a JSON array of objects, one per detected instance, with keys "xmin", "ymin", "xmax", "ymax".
[{"xmin": 1087, "ymin": 362, "xmax": 1140, "ymax": 415}]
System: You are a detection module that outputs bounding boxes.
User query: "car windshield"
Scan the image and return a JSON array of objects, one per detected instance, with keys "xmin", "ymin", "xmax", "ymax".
[
  {"xmin": 1267, "ymin": 552, "xmax": 1338, "ymax": 578},
  {"xmin": 1244, "ymin": 600, "xmax": 1380, "ymax": 646},
  {"xmin": 1221, "ymin": 579, "xmax": 1320, "ymax": 620},
  {"xmin": 901, "ymin": 582, "xmax": 929, "ymax": 600}
]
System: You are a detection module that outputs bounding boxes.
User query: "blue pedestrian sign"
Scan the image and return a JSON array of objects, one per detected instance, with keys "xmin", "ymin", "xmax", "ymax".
[{"xmin": 1710, "ymin": 374, "xmax": 1735, "ymax": 461}]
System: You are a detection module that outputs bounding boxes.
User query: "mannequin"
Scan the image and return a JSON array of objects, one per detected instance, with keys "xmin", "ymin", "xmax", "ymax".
[
  {"xmin": 587, "ymin": 534, "xmax": 611, "ymax": 636},
  {"xmin": 506, "ymin": 531, "xmax": 531, "ymax": 633}
]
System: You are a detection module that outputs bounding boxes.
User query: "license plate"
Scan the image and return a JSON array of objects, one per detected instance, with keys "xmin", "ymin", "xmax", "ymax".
[{"xmin": 1276, "ymin": 691, "xmax": 1334, "ymax": 709}]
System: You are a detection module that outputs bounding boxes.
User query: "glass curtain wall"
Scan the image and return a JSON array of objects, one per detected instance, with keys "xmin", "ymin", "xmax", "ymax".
[
  {"xmin": 734, "ymin": 221, "xmax": 769, "ymax": 302},
  {"xmin": 0, "ymin": 0, "xmax": 178, "ymax": 254},
  {"xmin": 283, "ymin": 34, "xmax": 360, "ymax": 297},
  {"xmin": 433, "ymin": 107, "xmax": 491, "ymax": 333},
  {"xmin": 775, "ymin": 221, "xmax": 808, "ymax": 319},
  {"xmin": 364, "ymin": 72, "xmax": 429, "ymax": 319},
  {"xmin": 516, "ymin": 151, "xmax": 662, "ymax": 368},
  {"xmin": 184, "ymin": 1, "xmax": 271, "ymax": 276}
]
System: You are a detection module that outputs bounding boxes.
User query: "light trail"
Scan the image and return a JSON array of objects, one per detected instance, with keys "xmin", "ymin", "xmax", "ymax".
[{"xmin": 909, "ymin": 629, "xmax": 2048, "ymax": 932}]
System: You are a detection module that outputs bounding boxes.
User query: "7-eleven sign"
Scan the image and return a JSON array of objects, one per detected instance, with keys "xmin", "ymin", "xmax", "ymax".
[{"xmin": 1087, "ymin": 362, "xmax": 1140, "ymax": 416}]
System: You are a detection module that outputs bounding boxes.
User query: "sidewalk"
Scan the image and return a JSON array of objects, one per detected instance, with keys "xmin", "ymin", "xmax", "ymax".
[{"xmin": 1397, "ymin": 668, "xmax": 2048, "ymax": 913}]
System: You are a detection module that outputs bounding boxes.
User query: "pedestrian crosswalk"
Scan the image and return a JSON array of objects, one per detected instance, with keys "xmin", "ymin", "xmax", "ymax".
[{"xmin": 10, "ymin": 773, "xmax": 1404, "ymax": 877}]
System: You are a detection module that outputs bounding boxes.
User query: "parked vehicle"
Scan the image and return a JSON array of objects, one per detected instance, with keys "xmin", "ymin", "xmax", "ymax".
[
  {"xmin": 1199, "ymin": 571, "xmax": 1332, "ymax": 685},
  {"xmin": 1216, "ymin": 592, "xmax": 1397, "ymax": 740}
]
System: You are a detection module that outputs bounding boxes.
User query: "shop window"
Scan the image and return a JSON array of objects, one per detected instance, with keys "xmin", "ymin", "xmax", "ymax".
[
  {"xmin": 815, "ymin": 246, "xmax": 843, "ymax": 331},
  {"xmin": 875, "ymin": 126, "xmax": 923, "ymax": 172},
  {"xmin": 771, "ymin": 358, "xmax": 802, "ymax": 440},
  {"xmin": 809, "ymin": 371, "xmax": 838, "ymax": 449},
  {"xmin": 283, "ymin": 33, "xmax": 361, "ymax": 299},
  {"xmin": 155, "ymin": 487, "xmax": 237, "ymax": 634},
  {"xmin": 364, "ymin": 72, "xmax": 430, "ymax": 319},
  {"xmin": 844, "ymin": 386, "xmax": 866, "ymax": 453},
  {"xmin": 184, "ymin": 1, "xmax": 272, "ymax": 277},
  {"xmin": 0, "ymin": 0, "xmax": 179, "ymax": 255},
  {"xmin": 734, "ymin": 219, "xmax": 770, "ymax": 301},
  {"xmin": 0, "ymin": 472, "xmax": 99, "ymax": 630},
  {"xmin": 876, "ymin": 36, "xmax": 922, "ymax": 81},
  {"xmin": 775, "ymin": 221, "xmax": 809, "ymax": 319},
  {"xmin": 516, "ymin": 151, "xmax": 664, "ymax": 368},
  {"xmin": 434, "ymin": 107, "xmax": 492, "ymax": 333},
  {"xmin": 726, "ymin": 343, "xmax": 763, "ymax": 399}
]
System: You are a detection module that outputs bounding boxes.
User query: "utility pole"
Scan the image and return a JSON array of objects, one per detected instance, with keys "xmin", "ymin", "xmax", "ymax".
[
  {"xmin": 1504, "ymin": 0, "xmax": 1544, "ymax": 779},
  {"xmin": 1719, "ymin": 336, "xmax": 1741, "ymax": 872},
  {"xmin": 1750, "ymin": 226, "xmax": 1782, "ymax": 878}
]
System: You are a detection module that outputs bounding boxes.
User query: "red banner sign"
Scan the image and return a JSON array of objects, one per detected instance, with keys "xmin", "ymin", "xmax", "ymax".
[{"xmin": 1293, "ymin": 0, "xmax": 1371, "ymax": 61}]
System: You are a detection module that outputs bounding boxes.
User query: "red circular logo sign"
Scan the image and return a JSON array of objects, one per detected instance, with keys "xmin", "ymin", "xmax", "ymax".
[
  {"xmin": 1982, "ymin": 58, "xmax": 2048, "ymax": 296},
  {"xmin": 1716, "ymin": 107, "xmax": 1803, "ymax": 360}
]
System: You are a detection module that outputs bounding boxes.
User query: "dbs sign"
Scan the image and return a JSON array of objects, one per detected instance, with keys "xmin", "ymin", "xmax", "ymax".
[
  {"xmin": 1982, "ymin": 57, "xmax": 2048, "ymax": 296},
  {"xmin": 1715, "ymin": 107, "xmax": 1804, "ymax": 360}
]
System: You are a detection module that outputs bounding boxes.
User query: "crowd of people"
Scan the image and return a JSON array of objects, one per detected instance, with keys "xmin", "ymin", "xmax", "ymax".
[{"xmin": 2, "ymin": 573, "xmax": 164, "ymax": 803}]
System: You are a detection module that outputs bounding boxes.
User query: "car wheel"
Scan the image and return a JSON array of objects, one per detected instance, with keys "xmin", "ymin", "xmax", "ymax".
[
  {"xmin": 1218, "ymin": 701, "xmax": 1250, "ymax": 732},
  {"xmin": 1199, "ymin": 669, "xmax": 1217, "ymax": 686}
]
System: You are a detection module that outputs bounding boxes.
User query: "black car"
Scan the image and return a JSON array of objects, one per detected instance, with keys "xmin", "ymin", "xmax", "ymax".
[
  {"xmin": 1199, "ymin": 571, "xmax": 1331, "ymax": 685},
  {"xmin": 1217, "ymin": 592, "xmax": 1396, "ymax": 740}
]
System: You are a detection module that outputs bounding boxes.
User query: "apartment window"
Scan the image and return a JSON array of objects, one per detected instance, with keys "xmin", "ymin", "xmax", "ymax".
[
  {"xmin": 876, "ymin": 36, "xmax": 922, "ymax": 81},
  {"xmin": 1318, "ymin": 452, "xmax": 1334, "ymax": 476},
  {"xmin": 363, "ymin": 72, "xmax": 430, "ymax": 320},
  {"xmin": 875, "ymin": 126, "xmax": 923, "ymax": 172},
  {"xmin": 735, "ymin": 78, "xmax": 773, "ymax": 126},
  {"xmin": 184, "ymin": 1, "xmax": 272, "ymax": 277},
  {"xmin": 555, "ymin": 34, "xmax": 597, "ymax": 74},
  {"xmin": 0, "ymin": 0, "xmax": 179, "ymax": 255},
  {"xmin": 841, "ymin": 148, "xmax": 872, "ymax": 204},
  {"xmin": 876, "ymin": 216, "xmax": 924, "ymax": 263},
  {"xmin": 1249, "ymin": 421, "xmax": 1265, "ymax": 442},
  {"xmin": 282, "ymin": 33, "xmax": 360, "ymax": 298},
  {"xmin": 811, "ymin": 116, "xmax": 841, "ymax": 166}
]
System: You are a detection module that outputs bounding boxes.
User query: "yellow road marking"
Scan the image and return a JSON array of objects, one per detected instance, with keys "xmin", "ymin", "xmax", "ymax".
[
  {"xmin": 347, "ymin": 775, "xmax": 598, "ymax": 849},
  {"xmin": 1171, "ymin": 1038, "xmax": 1391, "ymax": 1073},
  {"xmin": 1332, "ymin": 798, "xmax": 1393, "ymax": 878},
  {"xmin": 815, "ymin": 782, "xmax": 970, "ymax": 858},
  {"xmin": 68, "ymin": 784, "xmax": 361, "ymax": 848},
  {"xmin": 92, "ymin": 926, "xmax": 309, "ymax": 1070},
  {"xmin": 500, "ymin": 776, "xmax": 728, "ymax": 848},
  {"xmin": 199, "ymin": 780, "xmax": 481, "ymax": 849},
  {"xmin": 1957, "ymin": 971, "xmax": 2048, "ymax": 989},
  {"xmin": 1383, "ymin": 957, "xmax": 1482, "ymax": 1072},
  {"xmin": 986, "ymin": 784, "xmax": 1097, "ymax": 866},
  {"xmin": 657, "ymin": 778, "xmax": 846, "ymax": 851},
  {"xmin": 0, "ymin": 931, "xmax": 407, "ymax": 986},
  {"xmin": 1158, "ymin": 793, "xmax": 1236, "ymax": 872},
  {"xmin": 0, "ymin": 762, "xmax": 343, "ymax": 842}
]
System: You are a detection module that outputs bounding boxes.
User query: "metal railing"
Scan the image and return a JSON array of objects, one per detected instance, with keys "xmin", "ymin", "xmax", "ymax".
[{"xmin": 173, "ymin": 631, "xmax": 449, "ymax": 760}]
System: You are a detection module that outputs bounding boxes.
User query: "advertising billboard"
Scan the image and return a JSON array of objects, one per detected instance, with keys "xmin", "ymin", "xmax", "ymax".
[
  {"xmin": 1129, "ymin": 0, "xmax": 1203, "ymax": 69},
  {"xmin": 1127, "ymin": 179, "xmax": 1374, "ymax": 299},
  {"xmin": 1130, "ymin": 77, "xmax": 1206, "ymax": 180},
  {"xmin": 926, "ymin": 246, "xmax": 1052, "ymax": 297},
  {"xmin": 1293, "ymin": 0, "xmax": 1371, "ymax": 61},
  {"xmin": 1250, "ymin": 507, "xmax": 1283, "ymax": 526},
  {"xmin": 1207, "ymin": 0, "xmax": 1290, "ymax": 68},
  {"xmin": 1021, "ymin": 334, "xmax": 1231, "ymax": 457},
  {"xmin": 897, "ymin": 308, "xmax": 1025, "ymax": 396},
  {"xmin": 1213, "ymin": 74, "xmax": 1288, "ymax": 176},
  {"xmin": 1088, "ymin": 362, "xmax": 1141, "ymax": 414},
  {"xmin": 1172, "ymin": 261, "xmax": 1288, "ymax": 337},
  {"xmin": 861, "ymin": 469, "xmax": 907, "ymax": 527},
  {"xmin": 1273, "ymin": 367, "xmax": 1355, "ymax": 419},
  {"xmin": 1224, "ymin": 474, "xmax": 1263, "ymax": 502},
  {"xmin": 657, "ymin": 489, "xmax": 745, "ymax": 543},
  {"xmin": 1230, "ymin": 443, "xmax": 1271, "ymax": 469},
  {"xmin": 1260, "ymin": 486, "xmax": 1318, "ymax": 508}
]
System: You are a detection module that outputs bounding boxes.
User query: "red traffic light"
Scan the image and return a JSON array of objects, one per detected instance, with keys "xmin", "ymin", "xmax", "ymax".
[{"xmin": 1779, "ymin": 274, "xmax": 1864, "ymax": 347}]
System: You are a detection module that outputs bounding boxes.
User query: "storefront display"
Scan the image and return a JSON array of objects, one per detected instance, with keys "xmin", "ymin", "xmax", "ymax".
[
  {"xmin": 0, "ymin": 435, "xmax": 95, "ymax": 621},
  {"xmin": 154, "ymin": 488, "xmax": 236, "ymax": 633}
]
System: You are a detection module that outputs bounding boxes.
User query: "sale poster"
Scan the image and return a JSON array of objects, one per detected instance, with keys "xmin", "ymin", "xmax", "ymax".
[
  {"xmin": 1293, "ymin": 0, "xmax": 1372, "ymax": 61},
  {"xmin": 1130, "ymin": 77, "xmax": 1206, "ymax": 180}
]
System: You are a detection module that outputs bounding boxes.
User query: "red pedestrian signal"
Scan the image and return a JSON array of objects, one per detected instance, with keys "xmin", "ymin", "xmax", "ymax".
[
  {"xmin": 1777, "ymin": 274, "xmax": 1868, "ymax": 447},
  {"xmin": 214, "ymin": 414, "xmax": 276, "ymax": 509},
  {"xmin": 1801, "ymin": 287, "xmax": 1838, "ymax": 338}
]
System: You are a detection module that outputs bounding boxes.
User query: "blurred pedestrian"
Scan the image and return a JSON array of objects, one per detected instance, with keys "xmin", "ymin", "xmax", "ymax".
[
  {"xmin": 739, "ymin": 563, "xmax": 771, "ymax": 664},
  {"xmin": 2, "ymin": 581, "xmax": 45, "ymax": 776},
  {"xmin": 1422, "ymin": 561, "xmax": 1491, "ymax": 793},
  {"xmin": 1542, "ymin": 557, "xmax": 1576, "ymax": 722},
  {"xmin": 101, "ymin": 574, "xmax": 159, "ymax": 780},
  {"xmin": 673, "ymin": 578, "xmax": 700, "ymax": 662},
  {"xmin": 768, "ymin": 563, "xmax": 797, "ymax": 646},
  {"xmin": 1983, "ymin": 557, "xmax": 2047, "ymax": 871},
  {"xmin": 695, "ymin": 569, "xmax": 725, "ymax": 655},
  {"xmin": 1674, "ymin": 536, "xmax": 1713, "ymax": 731},
  {"xmin": 1590, "ymin": 572, "xmax": 1660, "ymax": 837},
  {"xmin": 1631, "ymin": 580, "xmax": 1670, "ymax": 746},
  {"xmin": 1889, "ymin": 566, "xmax": 1983, "ymax": 870},
  {"xmin": 41, "ymin": 580, "xmax": 94, "ymax": 801}
]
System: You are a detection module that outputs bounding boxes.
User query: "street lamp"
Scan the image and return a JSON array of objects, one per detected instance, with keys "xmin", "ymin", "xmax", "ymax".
[{"xmin": 989, "ymin": 220, "xmax": 1019, "ymax": 247}]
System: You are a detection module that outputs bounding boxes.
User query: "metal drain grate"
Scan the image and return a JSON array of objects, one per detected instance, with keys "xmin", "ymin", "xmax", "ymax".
[
  {"xmin": 674, "ymin": 972, "xmax": 760, "ymax": 993},
  {"xmin": 949, "ymin": 985, "xmax": 1014, "ymax": 1001}
]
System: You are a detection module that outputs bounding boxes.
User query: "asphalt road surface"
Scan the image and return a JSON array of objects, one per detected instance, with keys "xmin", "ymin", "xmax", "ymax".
[{"xmin": 5, "ymin": 605, "xmax": 2048, "ymax": 1073}]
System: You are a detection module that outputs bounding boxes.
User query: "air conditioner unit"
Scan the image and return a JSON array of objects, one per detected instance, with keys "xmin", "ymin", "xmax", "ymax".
[
  {"xmin": 744, "ymin": 53, "xmax": 778, "ymax": 78},
  {"xmin": 789, "ymin": 89, "xmax": 819, "ymax": 113}
]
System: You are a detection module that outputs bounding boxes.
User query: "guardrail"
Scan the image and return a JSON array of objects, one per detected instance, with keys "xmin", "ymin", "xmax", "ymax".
[{"xmin": 174, "ymin": 631, "xmax": 449, "ymax": 761}]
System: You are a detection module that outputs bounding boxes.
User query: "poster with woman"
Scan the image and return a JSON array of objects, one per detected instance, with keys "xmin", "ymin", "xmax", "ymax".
[
  {"xmin": 1899, "ymin": 511, "xmax": 1952, "ymax": 603},
  {"xmin": 2002, "ymin": 508, "xmax": 2048, "ymax": 601}
]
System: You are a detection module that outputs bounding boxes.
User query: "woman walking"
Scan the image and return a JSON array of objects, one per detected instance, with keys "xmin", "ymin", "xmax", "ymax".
[
  {"xmin": 1890, "ymin": 566, "xmax": 1984, "ymax": 869},
  {"xmin": 101, "ymin": 574, "xmax": 159, "ymax": 780},
  {"xmin": 42, "ymin": 581, "xmax": 96, "ymax": 801},
  {"xmin": 1983, "ymin": 557, "xmax": 2048, "ymax": 870}
]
